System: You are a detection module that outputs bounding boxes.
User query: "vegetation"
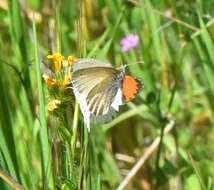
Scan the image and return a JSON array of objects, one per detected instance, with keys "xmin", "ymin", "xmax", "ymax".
[{"xmin": 0, "ymin": 0, "xmax": 214, "ymax": 189}]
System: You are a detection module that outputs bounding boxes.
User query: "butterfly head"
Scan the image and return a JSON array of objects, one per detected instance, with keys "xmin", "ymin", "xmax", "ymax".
[{"xmin": 116, "ymin": 65, "xmax": 142, "ymax": 102}]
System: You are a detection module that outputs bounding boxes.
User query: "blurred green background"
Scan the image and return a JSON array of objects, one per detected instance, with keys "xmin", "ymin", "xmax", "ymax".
[{"xmin": 1, "ymin": 0, "xmax": 214, "ymax": 189}]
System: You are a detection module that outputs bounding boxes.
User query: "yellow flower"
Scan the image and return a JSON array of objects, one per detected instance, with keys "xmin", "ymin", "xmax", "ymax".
[
  {"xmin": 45, "ymin": 54, "xmax": 75, "ymax": 88},
  {"xmin": 62, "ymin": 74, "xmax": 71, "ymax": 88},
  {"xmin": 50, "ymin": 78, "xmax": 58, "ymax": 86},
  {"xmin": 42, "ymin": 74, "xmax": 58, "ymax": 86},
  {"xmin": 48, "ymin": 99, "xmax": 61, "ymax": 111},
  {"xmin": 68, "ymin": 55, "xmax": 75, "ymax": 66},
  {"xmin": 42, "ymin": 74, "xmax": 51, "ymax": 84},
  {"xmin": 47, "ymin": 53, "xmax": 65, "ymax": 72}
]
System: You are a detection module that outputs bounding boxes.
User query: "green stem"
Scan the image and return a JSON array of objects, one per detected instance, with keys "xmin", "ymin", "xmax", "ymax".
[
  {"xmin": 71, "ymin": 101, "xmax": 79, "ymax": 156},
  {"xmin": 33, "ymin": 20, "xmax": 54, "ymax": 190},
  {"xmin": 156, "ymin": 123, "xmax": 165, "ymax": 171},
  {"xmin": 78, "ymin": 124, "xmax": 89, "ymax": 189}
]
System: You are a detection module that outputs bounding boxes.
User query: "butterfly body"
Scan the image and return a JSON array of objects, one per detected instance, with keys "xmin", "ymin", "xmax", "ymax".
[{"xmin": 71, "ymin": 58, "xmax": 142, "ymax": 130}]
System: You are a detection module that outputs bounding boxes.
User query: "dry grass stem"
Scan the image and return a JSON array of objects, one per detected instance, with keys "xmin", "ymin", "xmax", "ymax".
[
  {"xmin": 116, "ymin": 120, "xmax": 176, "ymax": 190},
  {"xmin": 128, "ymin": 0, "xmax": 200, "ymax": 32}
]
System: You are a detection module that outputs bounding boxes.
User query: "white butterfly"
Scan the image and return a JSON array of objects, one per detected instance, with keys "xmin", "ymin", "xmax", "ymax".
[{"xmin": 71, "ymin": 58, "xmax": 142, "ymax": 131}]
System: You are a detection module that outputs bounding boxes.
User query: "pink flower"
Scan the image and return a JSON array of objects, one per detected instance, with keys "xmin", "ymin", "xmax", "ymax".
[{"xmin": 120, "ymin": 34, "xmax": 139, "ymax": 52}]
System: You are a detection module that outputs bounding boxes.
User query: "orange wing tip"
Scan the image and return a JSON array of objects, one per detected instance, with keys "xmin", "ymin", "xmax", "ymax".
[{"xmin": 122, "ymin": 75, "xmax": 142, "ymax": 102}]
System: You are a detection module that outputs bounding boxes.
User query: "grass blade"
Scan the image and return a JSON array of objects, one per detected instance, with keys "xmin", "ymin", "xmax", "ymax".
[{"xmin": 32, "ymin": 20, "xmax": 54, "ymax": 189}]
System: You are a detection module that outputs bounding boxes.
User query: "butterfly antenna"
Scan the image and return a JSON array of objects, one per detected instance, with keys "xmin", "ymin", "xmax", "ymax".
[
  {"xmin": 125, "ymin": 61, "xmax": 144, "ymax": 67},
  {"xmin": 120, "ymin": 61, "xmax": 144, "ymax": 70}
]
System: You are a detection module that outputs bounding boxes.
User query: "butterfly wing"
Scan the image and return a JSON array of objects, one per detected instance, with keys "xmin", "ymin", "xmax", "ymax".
[
  {"xmin": 90, "ymin": 107, "xmax": 118, "ymax": 125},
  {"xmin": 71, "ymin": 58, "xmax": 113, "ymax": 72},
  {"xmin": 71, "ymin": 59, "xmax": 124, "ymax": 130},
  {"xmin": 72, "ymin": 67, "xmax": 119, "ymax": 115}
]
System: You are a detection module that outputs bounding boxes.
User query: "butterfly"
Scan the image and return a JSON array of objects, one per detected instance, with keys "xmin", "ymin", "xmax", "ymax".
[{"xmin": 71, "ymin": 58, "xmax": 143, "ymax": 131}]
